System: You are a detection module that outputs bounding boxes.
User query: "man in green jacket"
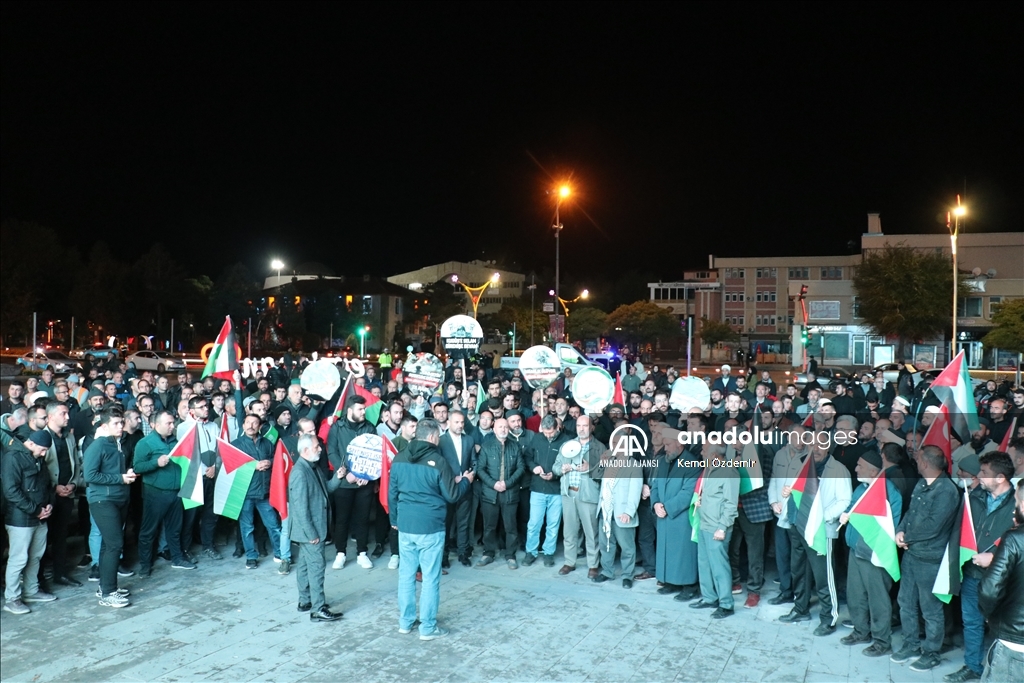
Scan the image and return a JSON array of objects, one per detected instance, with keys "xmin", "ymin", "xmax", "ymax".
[
  {"xmin": 690, "ymin": 442, "xmax": 740, "ymax": 619},
  {"xmin": 134, "ymin": 410, "xmax": 194, "ymax": 576}
]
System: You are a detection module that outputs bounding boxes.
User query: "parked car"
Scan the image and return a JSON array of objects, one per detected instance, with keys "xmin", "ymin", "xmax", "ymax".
[
  {"xmin": 793, "ymin": 366, "xmax": 856, "ymax": 391},
  {"xmin": 126, "ymin": 350, "xmax": 187, "ymax": 373},
  {"xmin": 17, "ymin": 351, "xmax": 82, "ymax": 374},
  {"xmin": 70, "ymin": 343, "xmax": 121, "ymax": 362}
]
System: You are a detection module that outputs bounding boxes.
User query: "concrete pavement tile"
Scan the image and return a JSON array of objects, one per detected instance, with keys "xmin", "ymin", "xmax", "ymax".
[{"xmin": 804, "ymin": 673, "xmax": 848, "ymax": 683}]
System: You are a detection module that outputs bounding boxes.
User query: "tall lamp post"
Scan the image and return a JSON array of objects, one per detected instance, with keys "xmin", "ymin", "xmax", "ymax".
[
  {"xmin": 270, "ymin": 259, "xmax": 284, "ymax": 288},
  {"xmin": 451, "ymin": 272, "xmax": 500, "ymax": 319},
  {"xmin": 553, "ymin": 184, "xmax": 571, "ymax": 342},
  {"xmin": 550, "ymin": 289, "xmax": 588, "ymax": 342},
  {"xmin": 947, "ymin": 197, "xmax": 966, "ymax": 358},
  {"xmin": 358, "ymin": 326, "xmax": 368, "ymax": 358},
  {"xmin": 527, "ymin": 275, "xmax": 537, "ymax": 346}
]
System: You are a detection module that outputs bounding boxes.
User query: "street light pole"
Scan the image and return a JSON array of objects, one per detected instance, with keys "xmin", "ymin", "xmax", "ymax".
[
  {"xmin": 527, "ymin": 275, "xmax": 537, "ymax": 346},
  {"xmin": 948, "ymin": 197, "xmax": 966, "ymax": 360},
  {"xmin": 553, "ymin": 185, "xmax": 570, "ymax": 342}
]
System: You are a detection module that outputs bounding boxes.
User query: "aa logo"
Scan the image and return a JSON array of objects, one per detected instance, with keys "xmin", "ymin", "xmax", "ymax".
[{"xmin": 609, "ymin": 424, "xmax": 649, "ymax": 458}]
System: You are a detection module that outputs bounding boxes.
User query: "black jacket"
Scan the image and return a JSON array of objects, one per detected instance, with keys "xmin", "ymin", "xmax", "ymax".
[
  {"xmin": 83, "ymin": 436, "xmax": 129, "ymax": 504},
  {"xmin": 524, "ymin": 430, "xmax": 567, "ymax": 495},
  {"xmin": 476, "ymin": 434, "xmax": 525, "ymax": 504},
  {"xmin": 978, "ymin": 525, "xmax": 1024, "ymax": 645},
  {"xmin": 232, "ymin": 434, "xmax": 274, "ymax": 499},
  {"xmin": 1, "ymin": 442, "xmax": 51, "ymax": 527},
  {"xmin": 326, "ymin": 417, "xmax": 376, "ymax": 489},
  {"xmin": 896, "ymin": 475, "xmax": 961, "ymax": 563},
  {"xmin": 964, "ymin": 486, "xmax": 1017, "ymax": 580}
]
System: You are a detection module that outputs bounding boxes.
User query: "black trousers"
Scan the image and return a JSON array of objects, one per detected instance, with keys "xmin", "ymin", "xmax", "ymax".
[
  {"xmin": 372, "ymin": 495, "xmax": 391, "ymax": 549},
  {"xmin": 181, "ymin": 477, "xmax": 218, "ymax": 552},
  {"xmin": 634, "ymin": 499, "xmax": 659, "ymax": 573},
  {"xmin": 138, "ymin": 487, "xmax": 184, "ymax": 570},
  {"xmin": 517, "ymin": 487, "xmax": 531, "ymax": 550},
  {"xmin": 789, "ymin": 526, "xmax": 838, "ymax": 626},
  {"xmin": 449, "ymin": 492, "xmax": 475, "ymax": 558},
  {"xmin": 91, "ymin": 499, "xmax": 127, "ymax": 596},
  {"xmin": 847, "ymin": 553, "xmax": 893, "ymax": 647},
  {"xmin": 730, "ymin": 512, "xmax": 767, "ymax": 592},
  {"xmin": 332, "ymin": 486, "xmax": 372, "ymax": 555},
  {"xmin": 481, "ymin": 494, "xmax": 518, "ymax": 560},
  {"xmin": 46, "ymin": 495, "xmax": 75, "ymax": 578}
]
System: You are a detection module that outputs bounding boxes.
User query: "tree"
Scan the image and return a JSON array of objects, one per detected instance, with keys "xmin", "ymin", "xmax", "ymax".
[
  {"xmin": 604, "ymin": 301, "xmax": 681, "ymax": 347},
  {"xmin": 209, "ymin": 263, "xmax": 260, "ymax": 329},
  {"xmin": 981, "ymin": 298, "xmax": 1024, "ymax": 354},
  {"xmin": 486, "ymin": 297, "xmax": 550, "ymax": 348},
  {"xmin": 853, "ymin": 243, "xmax": 970, "ymax": 360},
  {"xmin": 699, "ymin": 317, "xmax": 739, "ymax": 347},
  {"xmin": 566, "ymin": 306, "xmax": 608, "ymax": 341}
]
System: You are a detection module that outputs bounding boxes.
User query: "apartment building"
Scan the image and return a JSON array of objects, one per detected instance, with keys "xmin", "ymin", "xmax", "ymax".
[{"xmin": 387, "ymin": 259, "xmax": 526, "ymax": 316}]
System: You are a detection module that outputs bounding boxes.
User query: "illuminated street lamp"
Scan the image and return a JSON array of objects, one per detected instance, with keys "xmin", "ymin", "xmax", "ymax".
[
  {"xmin": 451, "ymin": 272, "xmax": 500, "ymax": 319},
  {"xmin": 947, "ymin": 197, "xmax": 967, "ymax": 355},
  {"xmin": 358, "ymin": 326, "xmax": 369, "ymax": 358},
  {"xmin": 553, "ymin": 184, "xmax": 571, "ymax": 329},
  {"xmin": 270, "ymin": 259, "xmax": 284, "ymax": 287}
]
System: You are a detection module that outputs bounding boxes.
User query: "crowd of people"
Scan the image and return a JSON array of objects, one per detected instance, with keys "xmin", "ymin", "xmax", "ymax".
[{"xmin": 1, "ymin": 354, "xmax": 1023, "ymax": 680}]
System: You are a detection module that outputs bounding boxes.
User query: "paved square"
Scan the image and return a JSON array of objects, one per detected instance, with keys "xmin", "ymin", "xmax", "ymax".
[{"xmin": 1, "ymin": 544, "xmax": 977, "ymax": 683}]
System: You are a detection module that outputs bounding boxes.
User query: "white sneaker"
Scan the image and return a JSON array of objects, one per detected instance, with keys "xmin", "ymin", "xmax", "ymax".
[
  {"xmin": 332, "ymin": 552, "xmax": 346, "ymax": 570},
  {"xmin": 357, "ymin": 552, "xmax": 373, "ymax": 569},
  {"xmin": 387, "ymin": 554, "xmax": 400, "ymax": 570}
]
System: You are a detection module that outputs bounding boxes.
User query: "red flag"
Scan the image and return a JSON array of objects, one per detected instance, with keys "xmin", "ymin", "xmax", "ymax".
[
  {"xmin": 378, "ymin": 435, "xmax": 398, "ymax": 513},
  {"xmin": 922, "ymin": 405, "xmax": 953, "ymax": 473},
  {"xmin": 318, "ymin": 374, "xmax": 354, "ymax": 442},
  {"xmin": 269, "ymin": 439, "xmax": 292, "ymax": 520},
  {"xmin": 612, "ymin": 373, "xmax": 624, "ymax": 407},
  {"xmin": 999, "ymin": 416, "xmax": 1017, "ymax": 452}
]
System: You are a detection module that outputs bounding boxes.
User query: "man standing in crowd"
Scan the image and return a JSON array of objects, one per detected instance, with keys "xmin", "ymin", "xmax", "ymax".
[
  {"xmin": 390, "ymin": 418, "xmax": 472, "ymax": 640},
  {"xmin": 3, "ymin": 430, "xmax": 56, "ymax": 614},
  {"xmin": 891, "ymin": 445, "xmax": 962, "ymax": 672},
  {"xmin": 839, "ymin": 449, "xmax": 902, "ymax": 657},
  {"xmin": 476, "ymin": 417, "xmax": 524, "ymax": 569},
  {"xmin": 553, "ymin": 415, "xmax": 606, "ymax": 577},
  {"xmin": 234, "ymin": 414, "xmax": 282, "ymax": 570},
  {"xmin": 177, "ymin": 395, "xmax": 221, "ymax": 562},
  {"xmin": 327, "ymin": 395, "xmax": 377, "ymax": 570},
  {"xmin": 289, "ymin": 433, "xmax": 344, "ymax": 622},
  {"xmin": 83, "ymin": 407, "xmax": 136, "ymax": 608},
  {"xmin": 977, "ymin": 481, "xmax": 1024, "ymax": 683},
  {"xmin": 43, "ymin": 401, "xmax": 83, "ymax": 587},
  {"xmin": 522, "ymin": 414, "xmax": 566, "ymax": 568},
  {"xmin": 439, "ymin": 409, "xmax": 476, "ymax": 567},
  {"xmin": 594, "ymin": 433, "xmax": 643, "ymax": 588},
  {"xmin": 689, "ymin": 443, "xmax": 740, "ymax": 618}
]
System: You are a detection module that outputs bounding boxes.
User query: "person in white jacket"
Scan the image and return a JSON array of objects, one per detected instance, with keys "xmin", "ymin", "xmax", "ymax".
[
  {"xmin": 768, "ymin": 425, "xmax": 812, "ymax": 605},
  {"xmin": 778, "ymin": 432, "xmax": 852, "ymax": 636}
]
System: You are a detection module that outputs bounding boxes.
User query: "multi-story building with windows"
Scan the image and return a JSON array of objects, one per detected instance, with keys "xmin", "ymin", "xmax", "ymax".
[{"xmin": 387, "ymin": 260, "xmax": 526, "ymax": 316}]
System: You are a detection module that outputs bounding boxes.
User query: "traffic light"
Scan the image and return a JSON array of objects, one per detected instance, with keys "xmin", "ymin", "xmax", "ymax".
[
  {"xmin": 801, "ymin": 328, "xmax": 808, "ymax": 346},
  {"xmin": 807, "ymin": 330, "xmax": 814, "ymax": 346}
]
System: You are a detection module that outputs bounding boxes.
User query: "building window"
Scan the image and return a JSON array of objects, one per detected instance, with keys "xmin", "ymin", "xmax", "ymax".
[
  {"xmin": 362, "ymin": 296, "xmax": 373, "ymax": 315},
  {"xmin": 770, "ymin": 316, "xmax": 776, "ymax": 326},
  {"xmin": 821, "ymin": 266, "xmax": 842, "ymax": 280},
  {"xmin": 770, "ymin": 291, "xmax": 777, "ymax": 302},
  {"xmin": 756, "ymin": 269, "xmax": 762, "ymax": 278},
  {"xmin": 788, "ymin": 267, "xmax": 809, "ymax": 279},
  {"xmin": 756, "ymin": 315, "xmax": 762, "ymax": 326},
  {"xmin": 988, "ymin": 297, "xmax": 1001, "ymax": 318},
  {"xmin": 755, "ymin": 292, "xmax": 762, "ymax": 302},
  {"xmin": 852, "ymin": 296, "xmax": 861, "ymax": 318},
  {"xmin": 770, "ymin": 268, "xmax": 777, "ymax": 278},
  {"xmin": 395, "ymin": 298, "xmax": 401, "ymax": 315},
  {"xmin": 957, "ymin": 297, "xmax": 983, "ymax": 317}
]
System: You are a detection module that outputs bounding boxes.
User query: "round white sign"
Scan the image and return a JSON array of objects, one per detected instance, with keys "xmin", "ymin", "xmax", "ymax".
[
  {"xmin": 518, "ymin": 345, "xmax": 561, "ymax": 389},
  {"xmin": 571, "ymin": 366, "xmax": 615, "ymax": 414}
]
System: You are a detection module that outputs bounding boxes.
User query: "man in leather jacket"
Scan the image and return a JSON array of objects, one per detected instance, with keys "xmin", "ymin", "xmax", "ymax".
[{"xmin": 977, "ymin": 482, "xmax": 1024, "ymax": 683}]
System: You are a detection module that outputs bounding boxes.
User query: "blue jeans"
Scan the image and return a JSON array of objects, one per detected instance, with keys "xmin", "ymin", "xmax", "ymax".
[
  {"xmin": 398, "ymin": 531, "xmax": 445, "ymax": 635},
  {"xmin": 279, "ymin": 513, "xmax": 292, "ymax": 562},
  {"xmin": 239, "ymin": 498, "xmax": 282, "ymax": 561},
  {"xmin": 961, "ymin": 576, "xmax": 987, "ymax": 675},
  {"xmin": 526, "ymin": 492, "xmax": 562, "ymax": 557},
  {"xmin": 774, "ymin": 522, "xmax": 792, "ymax": 594}
]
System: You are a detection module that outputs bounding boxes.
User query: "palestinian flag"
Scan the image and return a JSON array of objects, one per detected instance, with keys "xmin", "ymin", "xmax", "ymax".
[
  {"xmin": 847, "ymin": 473, "xmax": 901, "ymax": 581},
  {"xmin": 378, "ymin": 435, "xmax": 398, "ymax": 513},
  {"xmin": 212, "ymin": 439, "xmax": 256, "ymax": 520},
  {"xmin": 792, "ymin": 454, "xmax": 828, "ymax": 556},
  {"xmin": 202, "ymin": 316, "xmax": 240, "ymax": 381},
  {"xmin": 688, "ymin": 472, "xmax": 705, "ymax": 542},
  {"xmin": 737, "ymin": 443, "xmax": 764, "ymax": 495},
  {"xmin": 476, "ymin": 379, "xmax": 487, "ymax": 413},
  {"xmin": 999, "ymin": 416, "xmax": 1018, "ymax": 451},
  {"xmin": 355, "ymin": 384, "xmax": 383, "ymax": 426},
  {"xmin": 933, "ymin": 490, "xmax": 977, "ymax": 603},
  {"xmin": 929, "ymin": 351, "xmax": 980, "ymax": 443},
  {"xmin": 318, "ymin": 373, "xmax": 354, "ymax": 441},
  {"xmin": 921, "ymin": 404, "xmax": 953, "ymax": 473},
  {"xmin": 269, "ymin": 439, "xmax": 292, "ymax": 520},
  {"xmin": 264, "ymin": 424, "xmax": 279, "ymax": 445},
  {"xmin": 170, "ymin": 424, "xmax": 204, "ymax": 510}
]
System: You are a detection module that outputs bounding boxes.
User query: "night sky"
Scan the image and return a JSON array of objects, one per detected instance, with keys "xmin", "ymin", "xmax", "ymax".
[{"xmin": 2, "ymin": 2, "xmax": 1021, "ymax": 287}]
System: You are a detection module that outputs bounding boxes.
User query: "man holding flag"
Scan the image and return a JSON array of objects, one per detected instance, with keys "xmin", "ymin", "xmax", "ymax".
[
  {"xmin": 945, "ymin": 451, "xmax": 1016, "ymax": 682},
  {"xmin": 232, "ymin": 414, "xmax": 282, "ymax": 570},
  {"xmin": 891, "ymin": 445, "xmax": 961, "ymax": 672},
  {"xmin": 838, "ymin": 449, "xmax": 902, "ymax": 657},
  {"xmin": 176, "ymin": 396, "xmax": 221, "ymax": 562}
]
